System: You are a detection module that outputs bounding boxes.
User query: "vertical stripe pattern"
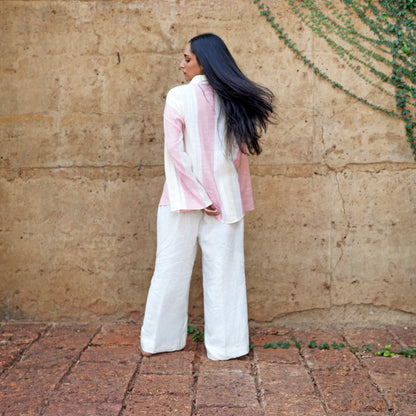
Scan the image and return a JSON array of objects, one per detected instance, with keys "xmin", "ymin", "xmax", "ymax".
[{"xmin": 159, "ymin": 75, "xmax": 254, "ymax": 224}]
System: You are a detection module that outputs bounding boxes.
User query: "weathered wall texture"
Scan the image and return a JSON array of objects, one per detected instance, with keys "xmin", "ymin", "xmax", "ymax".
[{"xmin": 1, "ymin": 0, "xmax": 415, "ymax": 324}]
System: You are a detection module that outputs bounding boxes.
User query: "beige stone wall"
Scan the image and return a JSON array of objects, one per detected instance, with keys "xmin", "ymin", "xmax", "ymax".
[{"xmin": 1, "ymin": 0, "xmax": 415, "ymax": 323}]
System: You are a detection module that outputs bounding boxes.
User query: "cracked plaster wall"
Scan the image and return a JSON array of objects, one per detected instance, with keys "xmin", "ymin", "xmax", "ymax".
[{"xmin": 0, "ymin": 0, "xmax": 415, "ymax": 323}]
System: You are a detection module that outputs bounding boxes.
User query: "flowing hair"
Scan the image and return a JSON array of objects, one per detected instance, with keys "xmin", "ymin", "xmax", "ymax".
[{"xmin": 189, "ymin": 33, "xmax": 274, "ymax": 155}]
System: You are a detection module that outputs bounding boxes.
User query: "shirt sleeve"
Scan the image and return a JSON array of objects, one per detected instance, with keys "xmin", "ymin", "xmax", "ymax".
[
  {"xmin": 234, "ymin": 150, "xmax": 255, "ymax": 213},
  {"xmin": 163, "ymin": 89, "xmax": 212, "ymax": 212}
]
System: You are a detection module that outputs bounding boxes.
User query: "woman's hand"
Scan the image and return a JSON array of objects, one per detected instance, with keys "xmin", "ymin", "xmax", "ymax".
[{"xmin": 203, "ymin": 204, "xmax": 219, "ymax": 216}]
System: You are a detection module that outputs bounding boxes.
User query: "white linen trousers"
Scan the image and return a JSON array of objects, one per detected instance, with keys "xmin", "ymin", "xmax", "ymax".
[{"xmin": 140, "ymin": 206, "xmax": 249, "ymax": 361}]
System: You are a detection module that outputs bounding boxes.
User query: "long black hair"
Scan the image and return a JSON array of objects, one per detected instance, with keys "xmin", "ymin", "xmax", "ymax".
[{"xmin": 189, "ymin": 33, "xmax": 274, "ymax": 155}]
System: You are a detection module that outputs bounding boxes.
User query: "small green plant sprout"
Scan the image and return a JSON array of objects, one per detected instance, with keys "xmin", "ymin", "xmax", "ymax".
[
  {"xmin": 308, "ymin": 340, "xmax": 317, "ymax": 348},
  {"xmin": 376, "ymin": 344, "xmax": 395, "ymax": 357},
  {"xmin": 319, "ymin": 343, "xmax": 331, "ymax": 350},
  {"xmin": 187, "ymin": 325, "xmax": 204, "ymax": 342},
  {"xmin": 291, "ymin": 337, "xmax": 301, "ymax": 348},
  {"xmin": 332, "ymin": 342, "xmax": 346, "ymax": 350},
  {"xmin": 262, "ymin": 340, "xmax": 292, "ymax": 349},
  {"xmin": 362, "ymin": 344, "xmax": 372, "ymax": 352},
  {"xmin": 397, "ymin": 348, "xmax": 416, "ymax": 358},
  {"xmin": 349, "ymin": 346, "xmax": 360, "ymax": 352}
]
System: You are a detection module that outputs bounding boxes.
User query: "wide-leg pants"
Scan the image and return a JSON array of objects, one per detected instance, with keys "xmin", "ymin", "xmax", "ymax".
[{"xmin": 140, "ymin": 206, "xmax": 249, "ymax": 360}]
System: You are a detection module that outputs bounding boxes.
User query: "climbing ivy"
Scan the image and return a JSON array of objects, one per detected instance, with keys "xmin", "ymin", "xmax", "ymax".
[{"xmin": 253, "ymin": 0, "xmax": 416, "ymax": 160}]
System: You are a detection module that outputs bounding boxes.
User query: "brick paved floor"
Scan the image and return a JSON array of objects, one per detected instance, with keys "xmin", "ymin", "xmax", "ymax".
[{"xmin": 0, "ymin": 322, "xmax": 415, "ymax": 415}]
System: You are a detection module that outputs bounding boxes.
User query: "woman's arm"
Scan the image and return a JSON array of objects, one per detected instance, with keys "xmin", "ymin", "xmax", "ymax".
[{"xmin": 163, "ymin": 100, "xmax": 212, "ymax": 211}]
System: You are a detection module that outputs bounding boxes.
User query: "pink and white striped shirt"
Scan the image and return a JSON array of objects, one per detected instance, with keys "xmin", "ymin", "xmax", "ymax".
[{"xmin": 159, "ymin": 75, "xmax": 254, "ymax": 224}]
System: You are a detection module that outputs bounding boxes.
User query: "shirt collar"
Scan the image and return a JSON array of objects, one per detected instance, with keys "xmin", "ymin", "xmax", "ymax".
[{"xmin": 190, "ymin": 74, "xmax": 208, "ymax": 84}]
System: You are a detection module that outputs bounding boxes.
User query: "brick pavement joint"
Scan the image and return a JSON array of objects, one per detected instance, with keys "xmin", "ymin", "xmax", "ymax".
[{"xmin": 0, "ymin": 323, "xmax": 415, "ymax": 415}]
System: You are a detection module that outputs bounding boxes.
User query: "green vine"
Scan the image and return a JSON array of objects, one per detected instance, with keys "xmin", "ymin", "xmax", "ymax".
[
  {"xmin": 251, "ymin": 337, "xmax": 416, "ymax": 358},
  {"xmin": 253, "ymin": 0, "xmax": 416, "ymax": 160},
  {"xmin": 187, "ymin": 326, "xmax": 416, "ymax": 358}
]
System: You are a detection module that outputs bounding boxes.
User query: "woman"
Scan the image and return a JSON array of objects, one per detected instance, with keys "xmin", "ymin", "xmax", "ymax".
[{"xmin": 141, "ymin": 33, "xmax": 274, "ymax": 360}]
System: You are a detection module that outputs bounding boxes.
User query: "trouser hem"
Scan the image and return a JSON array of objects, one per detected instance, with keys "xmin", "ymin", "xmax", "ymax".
[
  {"xmin": 140, "ymin": 339, "xmax": 186, "ymax": 355},
  {"xmin": 206, "ymin": 346, "xmax": 249, "ymax": 361}
]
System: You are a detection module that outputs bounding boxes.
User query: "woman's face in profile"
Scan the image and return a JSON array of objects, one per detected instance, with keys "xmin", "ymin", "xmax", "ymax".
[{"xmin": 180, "ymin": 43, "xmax": 203, "ymax": 82}]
